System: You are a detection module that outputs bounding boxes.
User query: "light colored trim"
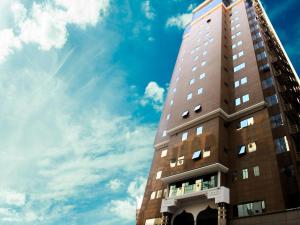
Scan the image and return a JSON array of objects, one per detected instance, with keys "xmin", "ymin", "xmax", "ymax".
[
  {"xmin": 167, "ymin": 101, "xmax": 266, "ymax": 136},
  {"xmin": 153, "ymin": 140, "xmax": 169, "ymax": 149},
  {"xmin": 256, "ymin": 0, "xmax": 300, "ymax": 85},
  {"xmin": 183, "ymin": 33, "xmax": 190, "ymax": 39},
  {"xmin": 192, "ymin": 0, "xmax": 214, "ymax": 13},
  {"xmin": 191, "ymin": 3, "xmax": 224, "ymax": 26},
  {"xmin": 227, "ymin": 101, "xmax": 266, "ymax": 119},
  {"xmin": 161, "ymin": 163, "xmax": 229, "ymax": 184}
]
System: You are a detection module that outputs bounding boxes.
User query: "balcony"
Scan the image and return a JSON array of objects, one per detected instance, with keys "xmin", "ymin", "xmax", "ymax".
[
  {"xmin": 168, "ymin": 174, "xmax": 217, "ymax": 198},
  {"xmin": 161, "ymin": 186, "xmax": 230, "ymax": 213},
  {"xmin": 160, "ymin": 163, "xmax": 229, "ymax": 213}
]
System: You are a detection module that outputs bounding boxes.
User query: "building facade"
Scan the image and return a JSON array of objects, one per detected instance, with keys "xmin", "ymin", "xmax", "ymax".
[{"xmin": 137, "ymin": 0, "xmax": 300, "ymax": 225}]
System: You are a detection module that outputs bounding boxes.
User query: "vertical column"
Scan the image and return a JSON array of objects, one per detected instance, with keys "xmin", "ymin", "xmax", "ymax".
[
  {"xmin": 218, "ymin": 171, "xmax": 221, "ymax": 187},
  {"xmin": 218, "ymin": 203, "xmax": 227, "ymax": 225}
]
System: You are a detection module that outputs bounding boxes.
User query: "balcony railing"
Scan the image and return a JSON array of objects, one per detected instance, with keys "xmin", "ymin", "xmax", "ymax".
[{"xmin": 169, "ymin": 177, "xmax": 217, "ymax": 198}]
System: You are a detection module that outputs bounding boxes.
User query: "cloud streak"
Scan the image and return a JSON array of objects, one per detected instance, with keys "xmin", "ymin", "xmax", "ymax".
[{"xmin": 0, "ymin": 0, "xmax": 110, "ymax": 62}]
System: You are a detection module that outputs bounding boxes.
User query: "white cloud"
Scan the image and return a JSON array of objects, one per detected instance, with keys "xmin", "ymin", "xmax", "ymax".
[
  {"xmin": 55, "ymin": 0, "xmax": 110, "ymax": 28},
  {"xmin": 140, "ymin": 81, "xmax": 165, "ymax": 111},
  {"xmin": 0, "ymin": 29, "xmax": 22, "ymax": 63},
  {"xmin": 109, "ymin": 177, "xmax": 146, "ymax": 220},
  {"xmin": 0, "ymin": 44, "xmax": 155, "ymax": 223},
  {"xmin": 166, "ymin": 13, "xmax": 192, "ymax": 29},
  {"xmin": 142, "ymin": 0, "xmax": 155, "ymax": 20},
  {"xmin": 19, "ymin": 2, "xmax": 67, "ymax": 50},
  {"xmin": 109, "ymin": 199, "xmax": 136, "ymax": 220},
  {"xmin": 187, "ymin": 3, "xmax": 196, "ymax": 11},
  {"xmin": 0, "ymin": 191, "xmax": 26, "ymax": 207},
  {"xmin": 0, "ymin": 0, "xmax": 110, "ymax": 62},
  {"xmin": 108, "ymin": 179, "xmax": 123, "ymax": 191}
]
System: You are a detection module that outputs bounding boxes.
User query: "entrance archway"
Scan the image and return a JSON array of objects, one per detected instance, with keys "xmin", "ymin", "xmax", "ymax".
[
  {"xmin": 173, "ymin": 210, "xmax": 194, "ymax": 225},
  {"xmin": 196, "ymin": 207, "xmax": 218, "ymax": 225}
]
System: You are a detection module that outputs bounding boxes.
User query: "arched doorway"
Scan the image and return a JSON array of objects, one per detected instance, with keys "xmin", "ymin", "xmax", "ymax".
[
  {"xmin": 173, "ymin": 210, "xmax": 194, "ymax": 225},
  {"xmin": 196, "ymin": 207, "xmax": 218, "ymax": 225}
]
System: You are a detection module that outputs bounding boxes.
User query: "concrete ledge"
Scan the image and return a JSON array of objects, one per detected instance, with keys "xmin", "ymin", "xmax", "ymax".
[{"xmin": 161, "ymin": 163, "xmax": 229, "ymax": 184}]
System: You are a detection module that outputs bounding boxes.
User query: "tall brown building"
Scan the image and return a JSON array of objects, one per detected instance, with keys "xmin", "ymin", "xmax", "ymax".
[{"xmin": 137, "ymin": 0, "xmax": 300, "ymax": 225}]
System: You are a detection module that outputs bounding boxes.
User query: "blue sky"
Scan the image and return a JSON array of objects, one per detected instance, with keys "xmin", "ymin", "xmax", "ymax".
[{"xmin": 0, "ymin": 0, "xmax": 299, "ymax": 224}]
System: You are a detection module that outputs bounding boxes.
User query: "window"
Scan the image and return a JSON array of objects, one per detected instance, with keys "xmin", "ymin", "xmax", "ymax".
[
  {"xmin": 170, "ymin": 100, "xmax": 174, "ymax": 106},
  {"xmin": 270, "ymin": 114, "xmax": 283, "ymax": 128},
  {"xmin": 234, "ymin": 63, "xmax": 246, "ymax": 72},
  {"xmin": 257, "ymin": 51, "xmax": 267, "ymax": 61},
  {"xmin": 248, "ymin": 142, "xmax": 257, "ymax": 152},
  {"xmin": 242, "ymin": 169, "xmax": 248, "ymax": 179},
  {"xmin": 176, "ymin": 77, "xmax": 179, "ymax": 82},
  {"xmin": 254, "ymin": 41, "xmax": 264, "ymax": 50},
  {"xmin": 239, "ymin": 117, "xmax": 254, "ymax": 129},
  {"xmin": 232, "ymin": 44, "xmax": 237, "ymax": 49},
  {"xmin": 197, "ymin": 88, "xmax": 203, "ymax": 95},
  {"xmin": 199, "ymin": 73, "xmax": 206, "ymax": 79},
  {"xmin": 274, "ymin": 136, "xmax": 290, "ymax": 154},
  {"xmin": 170, "ymin": 159, "xmax": 176, "ymax": 168},
  {"xmin": 233, "ymin": 51, "xmax": 244, "ymax": 60},
  {"xmin": 156, "ymin": 190, "xmax": 162, "ymax": 198},
  {"xmin": 253, "ymin": 166, "xmax": 260, "ymax": 176},
  {"xmin": 194, "ymin": 105, "xmax": 202, "ymax": 113},
  {"xmin": 196, "ymin": 126, "xmax": 203, "ymax": 135},
  {"xmin": 235, "ymin": 98, "xmax": 241, "ymax": 106},
  {"xmin": 265, "ymin": 94, "xmax": 278, "ymax": 106},
  {"xmin": 187, "ymin": 93, "xmax": 193, "ymax": 100},
  {"xmin": 261, "ymin": 77, "xmax": 273, "ymax": 89},
  {"xmin": 241, "ymin": 77, "xmax": 247, "ymax": 85},
  {"xmin": 192, "ymin": 66, "xmax": 197, "ymax": 72},
  {"xmin": 209, "ymin": 38, "xmax": 214, "ymax": 43},
  {"xmin": 201, "ymin": 61, "xmax": 207, "ymax": 66},
  {"xmin": 192, "ymin": 150, "xmax": 202, "ymax": 160},
  {"xmin": 182, "ymin": 111, "xmax": 189, "ymax": 118},
  {"xmin": 194, "ymin": 55, "xmax": 199, "ymax": 61},
  {"xmin": 203, "ymin": 51, "xmax": 208, "ymax": 56},
  {"xmin": 235, "ymin": 77, "xmax": 247, "ymax": 88},
  {"xmin": 207, "ymin": 19, "xmax": 211, "ymax": 23},
  {"xmin": 234, "ymin": 80, "xmax": 240, "ymax": 88},
  {"xmin": 182, "ymin": 132, "xmax": 188, "ymax": 141},
  {"xmin": 150, "ymin": 191, "xmax": 156, "ymax": 199},
  {"xmin": 161, "ymin": 149, "xmax": 168, "ymax": 157},
  {"xmin": 177, "ymin": 156, "xmax": 184, "ymax": 165},
  {"xmin": 237, "ymin": 41, "xmax": 243, "ymax": 46},
  {"xmin": 166, "ymin": 114, "xmax": 170, "ymax": 120},
  {"xmin": 252, "ymin": 32, "xmax": 261, "ymax": 40},
  {"xmin": 250, "ymin": 24, "xmax": 259, "ymax": 32},
  {"xmin": 190, "ymin": 78, "xmax": 195, "ymax": 85},
  {"xmin": 203, "ymin": 149, "xmax": 211, "ymax": 158},
  {"xmin": 156, "ymin": 171, "xmax": 162, "ymax": 179},
  {"xmin": 242, "ymin": 94, "xmax": 250, "ymax": 103},
  {"xmin": 173, "ymin": 88, "xmax": 176, "ymax": 93},
  {"xmin": 238, "ymin": 145, "xmax": 246, "ymax": 156},
  {"xmin": 162, "ymin": 130, "xmax": 167, "ymax": 137},
  {"xmin": 259, "ymin": 63, "xmax": 270, "ymax": 72},
  {"xmin": 237, "ymin": 201, "xmax": 266, "ymax": 217}
]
